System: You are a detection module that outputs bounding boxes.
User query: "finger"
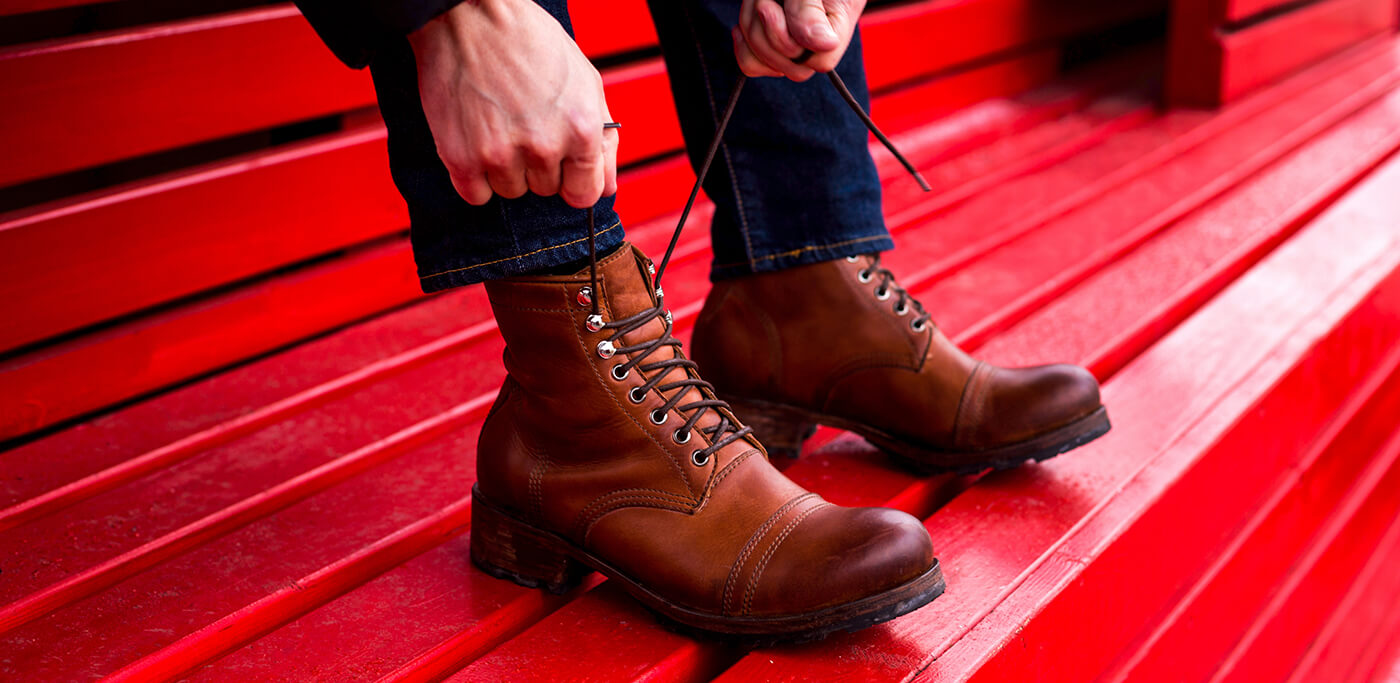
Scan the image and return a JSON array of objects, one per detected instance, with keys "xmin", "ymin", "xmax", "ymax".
[
  {"xmin": 732, "ymin": 26, "xmax": 784, "ymax": 78},
  {"xmin": 601, "ymin": 126, "xmax": 619, "ymax": 197},
  {"xmin": 560, "ymin": 152, "xmax": 604, "ymax": 208},
  {"xmin": 524, "ymin": 148, "xmax": 563, "ymax": 197},
  {"xmin": 785, "ymin": 0, "xmax": 841, "ymax": 52},
  {"xmin": 753, "ymin": 1, "xmax": 816, "ymax": 81},
  {"xmin": 559, "ymin": 117, "xmax": 604, "ymax": 208},
  {"xmin": 486, "ymin": 162, "xmax": 529, "ymax": 200},
  {"xmin": 448, "ymin": 170, "xmax": 494, "ymax": 206}
]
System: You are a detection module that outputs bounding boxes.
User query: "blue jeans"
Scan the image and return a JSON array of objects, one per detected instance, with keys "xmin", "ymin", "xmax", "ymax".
[{"xmin": 369, "ymin": 0, "xmax": 891, "ymax": 293}]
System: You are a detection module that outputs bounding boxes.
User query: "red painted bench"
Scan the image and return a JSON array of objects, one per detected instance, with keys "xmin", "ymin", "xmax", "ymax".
[{"xmin": 2, "ymin": 1, "xmax": 1399, "ymax": 680}]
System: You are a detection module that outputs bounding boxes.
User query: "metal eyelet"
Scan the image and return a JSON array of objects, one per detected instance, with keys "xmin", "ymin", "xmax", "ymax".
[
  {"xmin": 654, "ymin": 286, "xmax": 665, "ymax": 300},
  {"xmin": 673, "ymin": 429, "xmax": 691, "ymax": 444},
  {"xmin": 894, "ymin": 301, "xmax": 910, "ymax": 316},
  {"xmin": 857, "ymin": 270, "xmax": 873, "ymax": 284},
  {"xmin": 647, "ymin": 262, "xmax": 656, "ymax": 275},
  {"xmin": 911, "ymin": 319, "xmax": 928, "ymax": 332},
  {"xmin": 691, "ymin": 450, "xmax": 711, "ymax": 467},
  {"xmin": 845, "ymin": 255, "xmax": 860, "ymax": 263},
  {"xmin": 596, "ymin": 340, "xmax": 616, "ymax": 359},
  {"xmin": 576, "ymin": 286, "xmax": 593, "ymax": 307},
  {"xmin": 585, "ymin": 314, "xmax": 604, "ymax": 332},
  {"xmin": 649, "ymin": 409, "xmax": 669, "ymax": 425},
  {"xmin": 629, "ymin": 386, "xmax": 647, "ymax": 403},
  {"xmin": 875, "ymin": 287, "xmax": 891, "ymax": 301},
  {"xmin": 611, "ymin": 364, "xmax": 630, "ymax": 381},
  {"xmin": 663, "ymin": 311, "xmax": 673, "ymax": 326}
]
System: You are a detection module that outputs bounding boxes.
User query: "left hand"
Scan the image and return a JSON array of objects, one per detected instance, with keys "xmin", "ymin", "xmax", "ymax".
[{"xmin": 733, "ymin": 0, "xmax": 866, "ymax": 81}]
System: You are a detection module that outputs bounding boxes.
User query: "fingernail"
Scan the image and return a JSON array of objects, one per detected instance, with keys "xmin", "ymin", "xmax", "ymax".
[{"xmin": 816, "ymin": 24, "xmax": 836, "ymax": 39}]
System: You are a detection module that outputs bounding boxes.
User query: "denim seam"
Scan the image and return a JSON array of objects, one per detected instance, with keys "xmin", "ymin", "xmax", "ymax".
[
  {"xmin": 419, "ymin": 220, "xmax": 622, "ymax": 282},
  {"xmin": 682, "ymin": 3, "xmax": 756, "ymax": 268},
  {"xmin": 713, "ymin": 234, "xmax": 889, "ymax": 269}
]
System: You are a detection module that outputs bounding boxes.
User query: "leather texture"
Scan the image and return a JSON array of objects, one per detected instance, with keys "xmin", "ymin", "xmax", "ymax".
[
  {"xmin": 691, "ymin": 254, "xmax": 1104, "ymax": 454},
  {"xmin": 477, "ymin": 243, "xmax": 935, "ymax": 618}
]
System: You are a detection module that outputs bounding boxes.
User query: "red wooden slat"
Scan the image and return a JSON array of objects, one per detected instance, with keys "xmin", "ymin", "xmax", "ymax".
[
  {"xmin": 1286, "ymin": 515, "xmax": 1400, "ymax": 682},
  {"xmin": 718, "ymin": 131, "xmax": 1400, "ymax": 683},
  {"xmin": 0, "ymin": 57, "xmax": 677, "ymax": 356},
  {"xmin": 1218, "ymin": 0, "xmax": 1398, "ymax": 102},
  {"xmin": 1224, "ymin": 0, "xmax": 1302, "ymax": 22},
  {"xmin": 1169, "ymin": 0, "xmax": 1397, "ymax": 105},
  {"xmin": 1101, "ymin": 348, "xmax": 1400, "ymax": 681},
  {"xmin": 0, "ymin": 7, "xmax": 374, "ymax": 189},
  {"xmin": 570, "ymin": 0, "xmax": 658, "ymax": 58},
  {"xmin": 859, "ymin": 0, "xmax": 1162, "ymax": 91},
  {"xmin": 0, "ymin": 0, "xmax": 117, "ymax": 16}
]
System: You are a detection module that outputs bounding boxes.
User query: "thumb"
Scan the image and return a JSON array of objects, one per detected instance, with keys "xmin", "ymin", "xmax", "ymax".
[{"xmin": 785, "ymin": 0, "xmax": 840, "ymax": 52}]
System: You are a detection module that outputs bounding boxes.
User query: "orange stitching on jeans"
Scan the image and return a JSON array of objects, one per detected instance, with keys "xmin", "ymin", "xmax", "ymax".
[
  {"xmin": 714, "ymin": 234, "xmax": 889, "ymax": 269},
  {"xmin": 420, "ymin": 220, "xmax": 621, "ymax": 281}
]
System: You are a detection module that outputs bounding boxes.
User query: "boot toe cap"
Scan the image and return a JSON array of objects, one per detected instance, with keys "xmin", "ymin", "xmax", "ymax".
[
  {"xmin": 743, "ymin": 505, "xmax": 936, "ymax": 617},
  {"xmin": 966, "ymin": 362, "xmax": 1103, "ymax": 447}
]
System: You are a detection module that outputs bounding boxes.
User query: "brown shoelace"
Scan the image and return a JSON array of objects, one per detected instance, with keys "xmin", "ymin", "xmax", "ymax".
[
  {"xmin": 581, "ymin": 61, "xmax": 930, "ymax": 463},
  {"xmin": 857, "ymin": 253, "xmax": 934, "ymax": 331}
]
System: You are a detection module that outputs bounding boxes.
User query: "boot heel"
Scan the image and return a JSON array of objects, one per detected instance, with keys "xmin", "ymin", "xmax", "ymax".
[
  {"xmin": 727, "ymin": 398, "xmax": 818, "ymax": 459},
  {"xmin": 470, "ymin": 491, "xmax": 588, "ymax": 594}
]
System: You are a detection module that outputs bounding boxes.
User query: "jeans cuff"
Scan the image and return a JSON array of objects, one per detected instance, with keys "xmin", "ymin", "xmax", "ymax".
[
  {"xmin": 417, "ymin": 220, "xmax": 625, "ymax": 293},
  {"xmin": 709, "ymin": 233, "xmax": 894, "ymax": 281}
]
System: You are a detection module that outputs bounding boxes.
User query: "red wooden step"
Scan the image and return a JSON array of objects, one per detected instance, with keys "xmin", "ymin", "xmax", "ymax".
[
  {"xmin": 190, "ymin": 41, "xmax": 1400, "ymax": 681},
  {"xmin": 449, "ymin": 41, "xmax": 1400, "ymax": 683},
  {"xmin": 1167, "ymin": 0, "xmax": 1397, "ymax": 105},
  {"xmin": 4, "ymin": 27, "xmax": 1398, "ymax": 683},
  {"xmin": 717, "ymin": 121, "xmax": 1400, "ymax": 683},
  {"xmin": 1286, "ymin": 512, "xmax": 1400, "ymax": 682},
  {"xmin": 0, "ymin": 79, "xmax": 1133, "ymax": 679}
]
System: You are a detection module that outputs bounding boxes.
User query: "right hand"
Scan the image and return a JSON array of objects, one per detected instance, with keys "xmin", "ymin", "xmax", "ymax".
[{"xmin": 408, "ymin": 0, "xmax": 618, "ymax": 208}]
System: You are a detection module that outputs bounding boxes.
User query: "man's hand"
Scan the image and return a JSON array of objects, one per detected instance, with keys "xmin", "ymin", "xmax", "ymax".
[
  {"xmin": 734, "ymin": 0, "xmax": 866, "ymax": 81},
  {"xmin": 408, "ymin": 0, "xmax": 618, "ymax": 208}
]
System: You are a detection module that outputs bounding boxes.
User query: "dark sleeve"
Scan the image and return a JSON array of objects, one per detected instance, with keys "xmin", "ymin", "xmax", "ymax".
[{"xmin": 294, "ymin": 0, "xmax": 467, "ymax": 69}]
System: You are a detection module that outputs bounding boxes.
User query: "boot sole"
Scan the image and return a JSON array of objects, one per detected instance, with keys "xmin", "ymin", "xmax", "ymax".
[
  {"xmin": 728, "ymin": 397, "xmax": 1112, "ymax": 475},
  {"xmin": 469, "ymin": 485, "xmax": 946, "ymax": 644}
]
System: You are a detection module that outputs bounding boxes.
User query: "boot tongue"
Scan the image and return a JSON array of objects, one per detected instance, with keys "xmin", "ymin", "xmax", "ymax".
[{"xmin": 596, "ymin": 243, "xmax": 667, "ymax": 344}]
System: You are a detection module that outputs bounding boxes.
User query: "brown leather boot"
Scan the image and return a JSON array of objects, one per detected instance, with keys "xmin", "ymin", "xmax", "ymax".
[
  {"xmin": 691, "ymin": 253, "xmax": 1110, "ymax": 473},
  {"xmin": 472, "ymin": 243, "xmax": 944, "ymax": 640}
]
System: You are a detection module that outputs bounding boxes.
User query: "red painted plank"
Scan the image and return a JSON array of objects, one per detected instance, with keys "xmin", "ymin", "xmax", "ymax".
[
  {"xmin": 719, "ymin": 128, "xmax": 1400, "ymax": 683},
  {"xmin": 133, "ymin": 45, "xmax": 1388, "ymax": 674},
  {"xmin": 1169, "ymin": 0, "xmax": 1396, "ymax": 105},
  {"xmin": 0, "ymin": 240, "xmax": 422, "ymax": 441},
  {"xmin": 0, "ymin": 0, "xmax": 118, "ymax": 16},
  {"xmin": 1219, "ymin": 0, "xmax": 1398, "ymax": 102},
  {"xmin": 1101, "ymin": 349, "xmax": 1400, "ymax": 682},
  {"xmin": 0, "ymin": 128, "xmax": 403, "ymax": 354},
  {"xmin": 0, "ymin": 54, "xmax": 677, "ymax": 355},
  {"xmin": 980, "ymin": 67, "xmax": 1400, "ymax": 378},
  {"xmin": 1286, "ymin": 515, "xmax": 1400, "ymax": 682},
  {"xmin": 859, "ymin": 0, "xmax": 1162, "ymax": 91},
  {"xmin": 569, "ymin": 0, "xmax": 658, "ymax": 58},
  {"xmin": 1213, "ymin": 432, "xmax": 1400, "ymax": 681},
  {"xmin": 0, "ymin": 7, "xmax": 375, "ymax": 189}
]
